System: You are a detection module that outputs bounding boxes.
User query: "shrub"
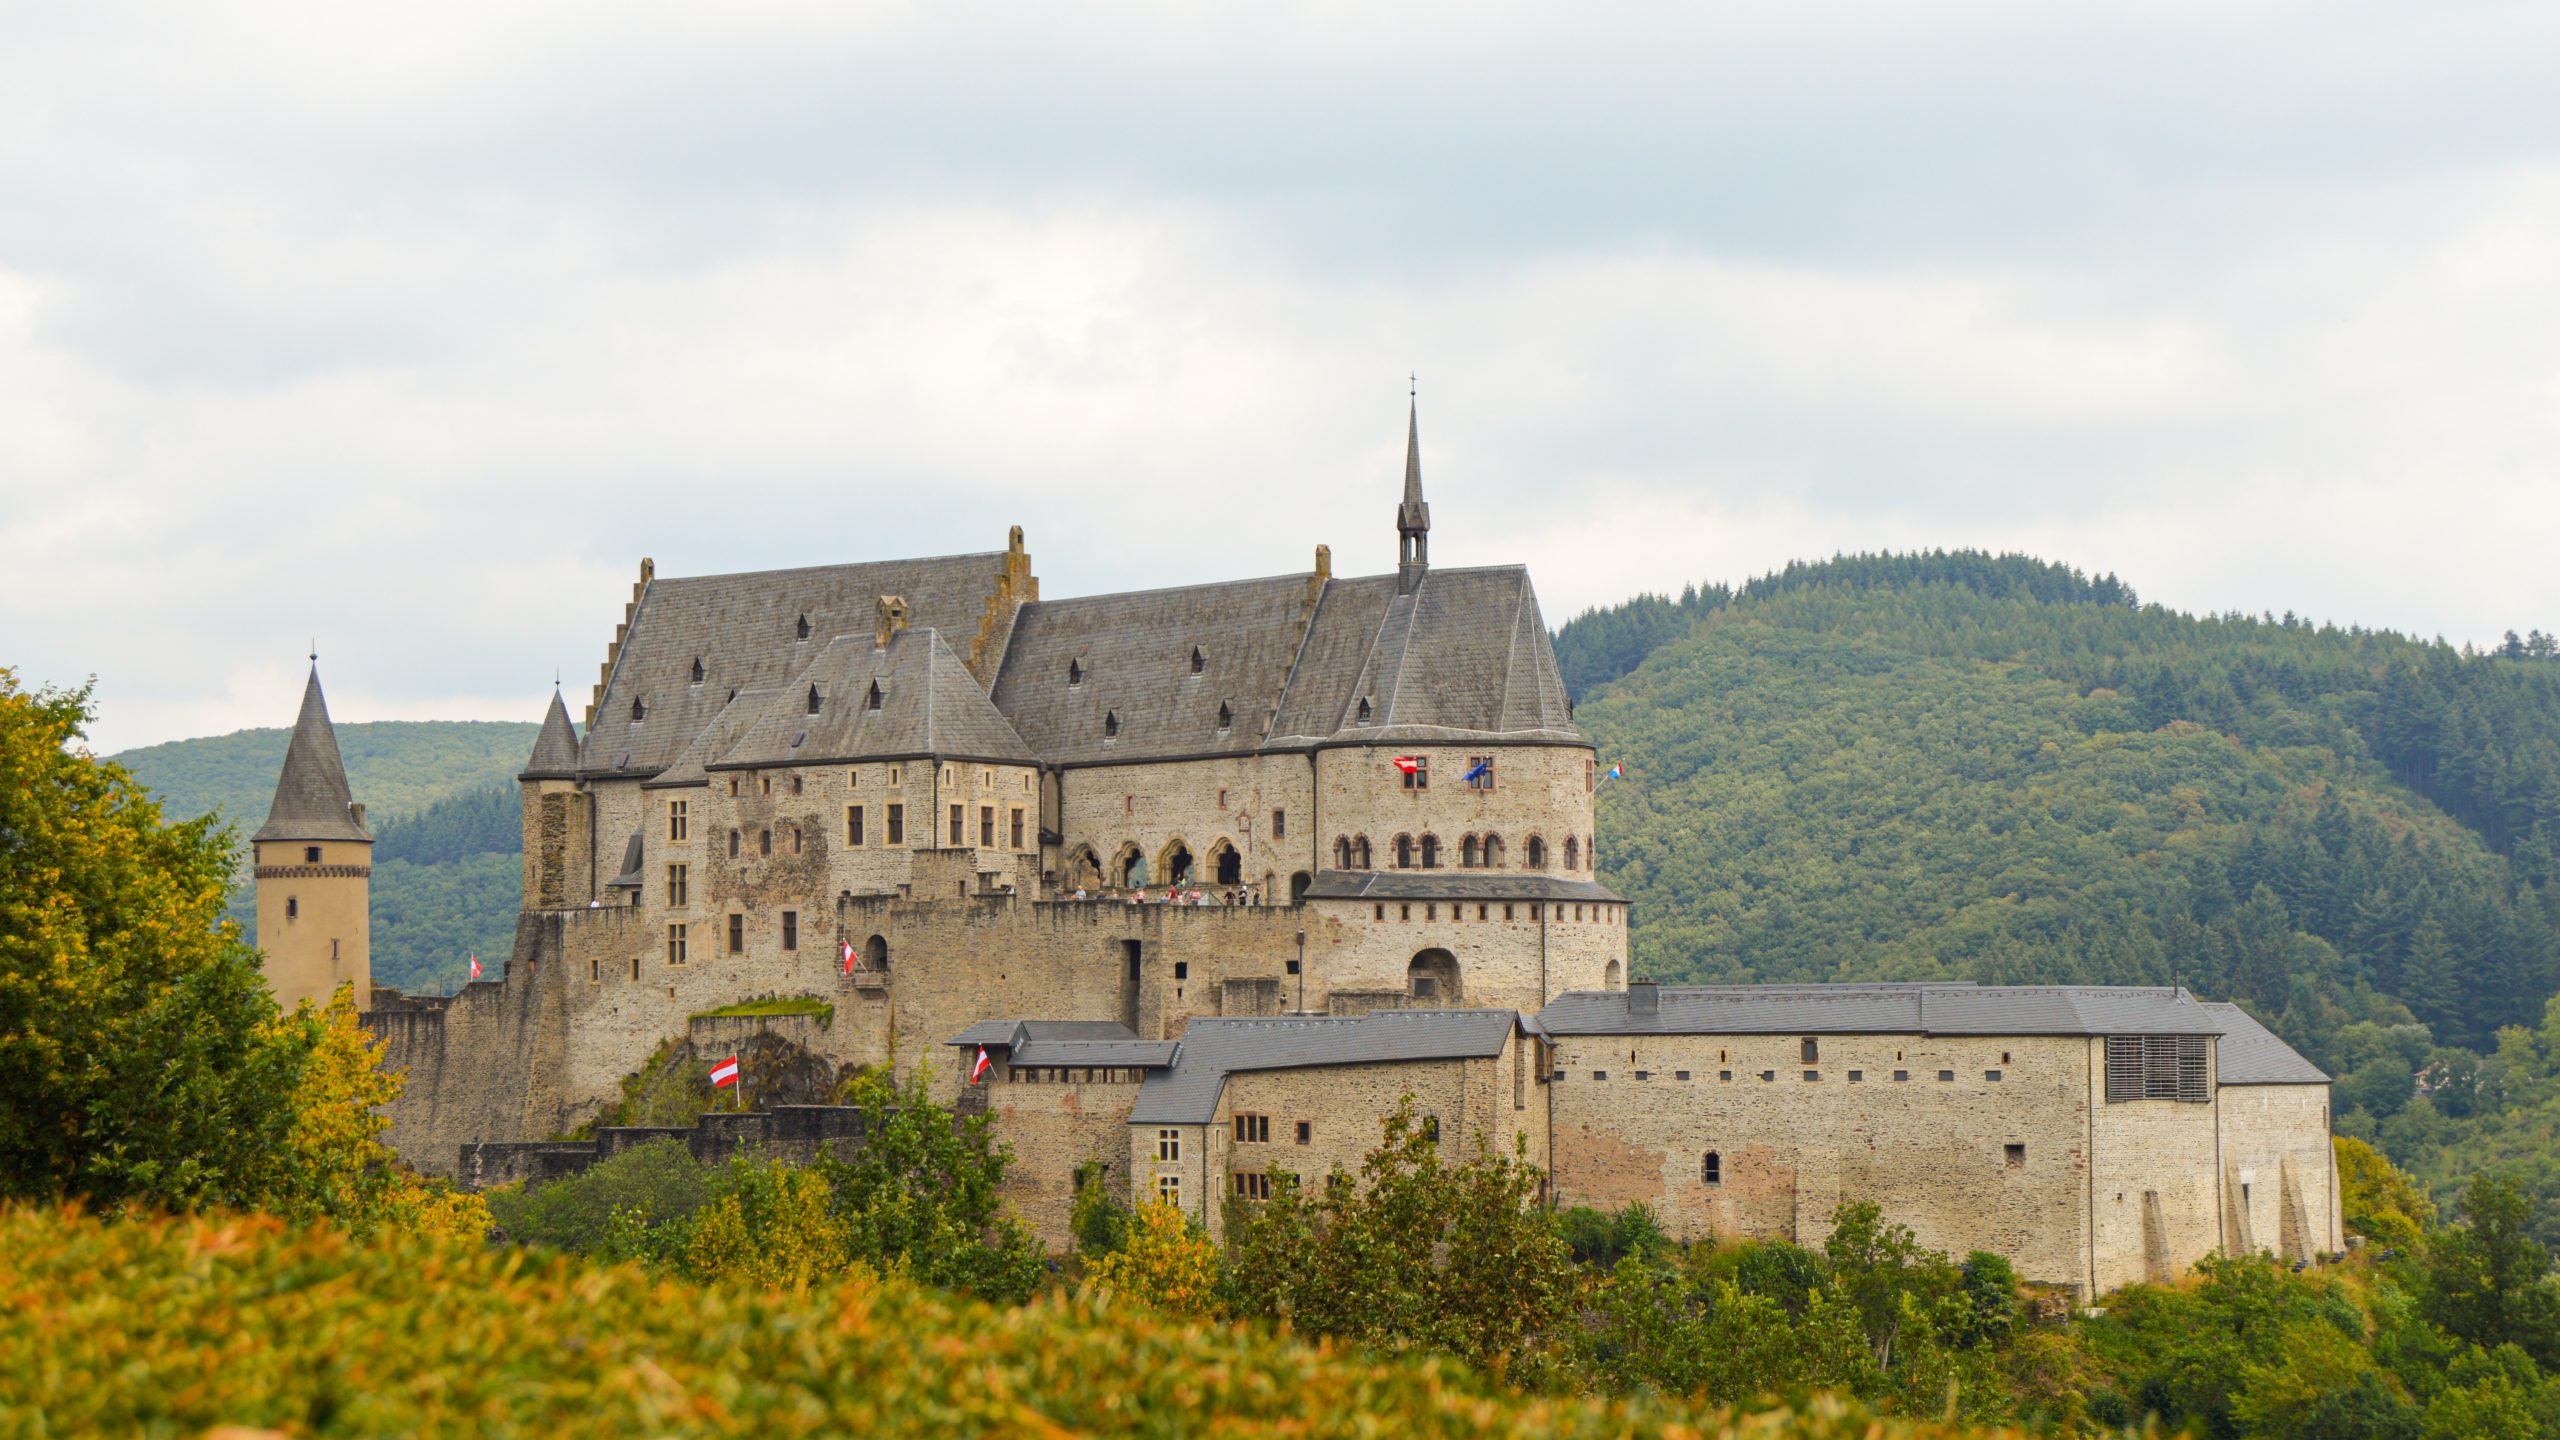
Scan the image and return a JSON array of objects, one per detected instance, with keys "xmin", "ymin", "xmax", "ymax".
[
  {"xmin": 488, "ymin": 1137, "xmax": 712, "ymax": 1254},
  {"xmin": 1086, "ymin": 1199, "xmax": 1223, "ymax": 1319}
]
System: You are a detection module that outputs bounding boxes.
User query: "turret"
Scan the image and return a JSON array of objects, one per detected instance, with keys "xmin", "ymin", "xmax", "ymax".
[
  {"xmin": 520, "ymin": 688, "xmax": 591, "ymax": 910},
  {"xmin": 1396, "ymin": 395, "xmax": 1430, "ymax": 595},
  {"xmin": 252, "ymin": 662, "xmax": 373, "ymax": 1011}
]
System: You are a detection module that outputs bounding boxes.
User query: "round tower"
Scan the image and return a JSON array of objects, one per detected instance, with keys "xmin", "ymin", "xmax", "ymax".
[{"xmin": 252, "ymin": 662, "xmax": 373, "ymax": 1011}]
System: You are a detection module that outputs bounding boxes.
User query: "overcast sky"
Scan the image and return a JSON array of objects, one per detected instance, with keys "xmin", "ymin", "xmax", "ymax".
[{"xmin": 7, "ymin": 3, "xmax": 2559, "ymax": 753}]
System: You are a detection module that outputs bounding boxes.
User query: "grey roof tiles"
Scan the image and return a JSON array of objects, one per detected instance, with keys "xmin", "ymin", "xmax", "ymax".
[
  {"xmin": 713, "ymin": 627, "xmax": 1033, "ymax": 769},
  {"xmin": 2201, "ymin": 1002, "xmax": 2332, "ymax": 1084},
  {"xmin": 521, "ymin": 691, "xmax": 582, "ymax": 780},
  {"xmin": 253, "ymin": 666, "xmax": 372, "ymax": 844},
  {"xmin": 1130, "ymin": 1009, "xmax": 1518, "ymax": 1125},
  {"xmin": 1535, "ymin": 983, "xmax": 2224, "ymax": 1038}
]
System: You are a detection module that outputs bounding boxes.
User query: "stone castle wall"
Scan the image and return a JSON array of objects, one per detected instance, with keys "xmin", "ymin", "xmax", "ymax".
[{"xmin": 2215, "ymin": 1083, "xmax": 2343, "ymax": 1264}]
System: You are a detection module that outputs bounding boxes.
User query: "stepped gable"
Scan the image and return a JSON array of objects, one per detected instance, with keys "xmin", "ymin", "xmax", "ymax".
[
  {"xmin": 988, "ymin": 572, "xmax": 1318, "ymax": 764},
  {"xmin": 253, "ymin": 665, "xmax": 371, "ymax": 843},
  {"xmin": 714, "ymin": 627, "xmax": 1033, "ymax": 770},
  {"xmin": 583, "ymin": 553, "xmax": 1005, "ymax": 779},
  {"xmin": 520, "ymin": 690, "xmax": 582, "ymax": 780},
  {"xmin": 643, "ymin": 684, "xmax": 779, "ymax": 789},
  {"xmin": 1333, "ymin": 566, "xmax": 1579, "ymax": 742}
]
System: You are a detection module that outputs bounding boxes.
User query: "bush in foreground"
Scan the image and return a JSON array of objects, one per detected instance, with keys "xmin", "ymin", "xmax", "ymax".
[{"xmin": 0, "ymin": 1203, "xmax": 2047, "ymax": 1439}]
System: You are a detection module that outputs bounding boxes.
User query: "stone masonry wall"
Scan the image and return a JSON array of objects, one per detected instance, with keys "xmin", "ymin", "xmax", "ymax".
[
  {"xmin": 2084, "ymin": 1037, "xmax": 2225, "ymax": 1294},
  {"xmin": 1057, "ymin": 754, "xmax": 1317, "ymax": 897},
  {"xmin": 2216, "ymin": 1083, "xmax": 2343, "ymax": 1263},
  {"xmin": 1314, "ymin": 744, "xmax": 1597, "ymax": 879}
]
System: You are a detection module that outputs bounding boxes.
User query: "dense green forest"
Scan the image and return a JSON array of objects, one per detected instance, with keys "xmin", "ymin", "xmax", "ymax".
[
  {"xmin": 1560, "ymin": 552, "xmax": 2560, "ymax": 1238},
  {"xmin": 113, "ymin": 723, "xmax": 537, "ymax": 996}
]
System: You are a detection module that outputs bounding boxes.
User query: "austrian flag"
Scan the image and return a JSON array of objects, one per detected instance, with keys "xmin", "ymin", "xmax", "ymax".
[
  {"xmin": 710, "ymin": 1054, "xmax": 741, "ymax": 1089},
  {"xmin": 971, "ymin": 1046, "xmax": 993, "ymax": 1085},
  {"xmin": 1391, "ymin": 756, "xmax": 1422, "ymax": 775},
  {"xmin": 841, "ymin": 939, "xmax": 857, "ymax": 976},
  {"xmin": 468, "ymin": 954, "xmax": 482, "ymax": 981}
]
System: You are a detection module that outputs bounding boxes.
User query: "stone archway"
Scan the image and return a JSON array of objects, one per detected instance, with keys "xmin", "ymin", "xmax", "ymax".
[
  {"xmin": 1207, "ymin": 838, "xmax": 1242, "ymax": 887},
  {"xmin": 1408, "ymin": 948, "xmax": 1461, "ymax": 1005},
  {"xmin": 1065, "ymin": 844, "xmax": 1102, "ymax": 890},
  {"xmin": 1604, "ymin": 958, "xmax": 1622, "ymax": 990},
  {"xmin": 1159, "ymin": 839, "xmax": 1196, "ymax": 888},
  {"xmin": 1289, "ymin": 870, "xmax": 1311, "ymax": 904},
  {"xmin": 1112, "ymin": 842, "xmax": 1147, "ymax": 889},
  {"xmin": 866, "ymin": 933, "xmax": 890, "ymax": 971}
]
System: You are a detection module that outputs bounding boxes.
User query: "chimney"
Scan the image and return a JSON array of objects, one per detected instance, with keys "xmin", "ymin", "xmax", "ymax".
[
  {"xmin": 875, "ymin": 594, "xmax": 910, "ymax": 650},
  {"xmin": 1628, "ymin": 979, "xmax": 1659, "ymax": 1017},
  {"xmin": 347, "ymin": 802, "xmax": 367, "ymax": 832}
]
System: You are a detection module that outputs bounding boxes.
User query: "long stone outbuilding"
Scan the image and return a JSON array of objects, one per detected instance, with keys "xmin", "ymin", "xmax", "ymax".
[{"xmin": 246, "ymin": 401, "xmax": 2343, "ymax": 1298}]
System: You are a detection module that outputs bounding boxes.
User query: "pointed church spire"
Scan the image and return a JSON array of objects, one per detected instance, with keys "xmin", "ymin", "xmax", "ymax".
[
  {"xmin": 522, "ymin": 686, "xmax": 583, "ymax": 780},
  {"xmin": 1396, "ymin": 385, "xmax": 1431, "ymax": 595},
  {"xmin": 253, "ymin": 663, "xmax": 371, "ymax": 843}
]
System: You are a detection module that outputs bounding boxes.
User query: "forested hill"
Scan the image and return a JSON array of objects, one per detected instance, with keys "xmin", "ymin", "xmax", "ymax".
[
  {"xmin": 1561, "ymin": 552, "xmax": 2560, "ymax": 1227},
  {"xmin": 109, "ymin": 721, "xmax": 538, "ymax": 997}
]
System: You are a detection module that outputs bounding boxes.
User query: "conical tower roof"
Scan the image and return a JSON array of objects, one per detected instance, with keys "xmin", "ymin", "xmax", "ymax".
[
  {"xmin": 1396, "ymin": 397, "xmax": 1430, "ymax": 535},
  {"xmin": 252, "ymin": 665, "xmax": 371, "ymax": 843},
  {"xmin": 521, "ymin": 689, "xmax": 582, "ymax": 779}
]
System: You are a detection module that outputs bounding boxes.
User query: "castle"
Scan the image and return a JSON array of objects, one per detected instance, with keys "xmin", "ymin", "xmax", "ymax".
[{"xmin": 259, "ymin": 404, "xmax": 2343, "ymax": 1298}]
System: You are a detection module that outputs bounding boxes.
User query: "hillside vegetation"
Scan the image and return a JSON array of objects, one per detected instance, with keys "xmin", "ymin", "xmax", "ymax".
[
  {"xmin": 111, "ymin": 718, "xmax": 539, "ymax": 838},
  {"xmin": 1560, "ymin": 553, "xmax": 2560, "ymax": 1227}
]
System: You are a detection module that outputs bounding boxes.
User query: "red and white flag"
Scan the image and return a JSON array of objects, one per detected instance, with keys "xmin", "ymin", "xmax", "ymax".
[
  {"xmin": 841, "ymin": 939, "xmax": 857, "ymax": 976},
  {"xmin": 710, "ymin": 1054, "xmax": 740, "ymax": 1089},
  {"xmin": 970, "ymin": 1046, "xmax": 993, "ymax": 1085},
  {"xmin": 1391, "ymin": 756, "xmax": 1421, "ymax": 774},
  {"xmin": 468, "ymin": 954, "xmax": 482, "ymax": 980}
]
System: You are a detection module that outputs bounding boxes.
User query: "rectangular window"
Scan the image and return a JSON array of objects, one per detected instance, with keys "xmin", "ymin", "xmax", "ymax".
[
  {"xmin": 2005, "ymin": 1143, "xmax": 2026, "ymax": 1169},
  {"xmin": 1273, "ymin": 809, "xmax": 1286, "ymax": 838},
  {"xmin": 1232, "ymin": 1113, "xmax": 1269, "ymax": 1144},
  {"xmin": 1985, "ymin": 1069, "xmax": 2003, "ymax": 1082},
  {"xmin": 2105, "ymin": 1035, "xmax": 2210, "ymax": 1103},
  {"xmin": 728, "ymin": 777, "xmax": 740, "ymax": 797},
  {"xmin": 1937, "ymin": 1070, "xmax": 1956, "ymax": 1082},
  {"xmin": 666, "ymin": 923, "xmax": 688, "ymax": 965},
  {"xmin": 1760, "ymin": 1070, "xmax": 1776, "ymax": 1082},
  {"xmin": 1675, "ymin": 1070, "xmax": 1692, "ymax": 1081},
  {"xmin": 1010, "ymin": 808, "xmax": 1025, "ymax": 849},
  {"xmin": 760, "ymin": 775, "xmax": 772, "ymax": 796},
  {"xmin": 758, "ymin": 829, "xmax": 771, "ymax": 857},
  {"xmin": 1157, "ymin": 1129, "xmax": 1181, "ymax": 1162},
  {"xmin": 847, "ymin": 805, "xmax": 865, "ymax": 846},
  {"xmin": 781, "ymin": 911, "xmax": 797, "ymax": 951},
  {"xmin": 847, "ymin": 770, "xmax": 860, "ymax": 788},
  {"xmin": 668, "ymin": 799, "xmax": 689, "ymax": 841},
  {"xmin": 886, "ymin": 804, "xmax": 905, "ymax": 844},
  {"xmin": 1217, "ymin": 788, "xmax": 1228, "ymax": 808},
  {"xmin": 1157, "ymin": 1174, "xmax": 1181, "ymax": 1205},
  {"xmin": 1894, "ymin": 1070, "xmax": 1910, "ymax": 1082},
  {"xmin": 1402, "ymin": 756, "xmax": 1429, "ymax": 790},
  {"xmin": 1800, "ymin": 1038, "xmax": 1819, "ymax": 1064},
  {"xmin": 950, "ymin": 804, "xmax": 965, "ymax": 845},
  {"xmin": 1295, "ymin": 1121, "xmax": 1311, "ymax": 1144},
  {"xmin": 727, "ymin": 914, "xmax": 744, "ymax": 954},
  {"xmin": 1467, "ymin": 754, "xmax": 1495, "ymax": 791},
  {"xmin": 980, "ymin": 805, "xmax": 995, "ymax": 847},
  {"xmin": 1504, "ymin": 903, "xmax": 1515, "ymax": 920},
  {"xmin": 1592, "ymin": 1070, "xmax": 1608, "ymax": 1081},
  {"xmin": 888, "ymin": 767, "xmax": 900, "ymax": 786},
  {"xmin": 1719, "ymin": 1070, "xmax": 1733, "ymax": 1081},
  {"xmin": 665, "ymin": 863, "xmax": 687, "ymax": 907},
  {"xmin": 1233, "ymin": 1171, "xmax": 1271, "ymax": 1200},
  {"xmin": 792, "ymin": 826, "xmax": 802, "ymax": 855},
  {"xmin": 1803, "ymin": 1070, "xmax": 1820, "ymax": 1082},
  {"xmin": 1847, "ymin": 1070, "xmax": 1864, "ymax": 1082}
]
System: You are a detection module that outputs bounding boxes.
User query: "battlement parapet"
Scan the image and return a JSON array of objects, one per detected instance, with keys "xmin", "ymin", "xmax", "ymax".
[{"xmin": 461, "ymin": 1104, "xmax": 880, "ymax": 1192}]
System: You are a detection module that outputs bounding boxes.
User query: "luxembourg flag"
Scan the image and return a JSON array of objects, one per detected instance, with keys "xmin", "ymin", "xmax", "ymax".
[
  {"xmin": 841, "ymin": 939, "xmax": 857, "ymax": 976},
  {"xmin": 710, "ymin": 1054, "xmax": 741, "ymax": 1089},
  {"xmin": 1391, "ymin": 756, "xmax": 1422, "ymax": 775},
  {"xmin": 970, "ymin": 1046, "xmax": 993, "ymax": 1085},
  {"xmin": 1602, "ymin": 763, "xmax": 1625, "ymax": 782},
  {"xmin": 468, "ymin": 954, "xmax": 482, "ymax": 981}
]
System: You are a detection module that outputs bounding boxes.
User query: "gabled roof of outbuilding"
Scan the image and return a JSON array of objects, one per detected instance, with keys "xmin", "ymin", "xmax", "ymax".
[
  {"xmin": 583, "ymin": 553, "xmax": 1005, "ymax": 779},
  {"xmin": 253, "ymin": 666, "xmax": 371, "ymax": 843},
  {"xmin": 1130, "ymin": 1010, "xmax": 1518, "ymax": 1126},
  {"xmin": 713, "ymin": 627, "xmax": 1032, "ymax": 769},
  {"xmin": 521, "ymin": 690, "xmax": 582, "ymax": 780},
  {"xmin": 1535, "ymin": 983, "xmax": 2221, "ymax": 1038},
  {"xmin": 2200, "ymin": 1002, "xmax": 2332, "ymax": 1085},
  {"xmin": 1301, "ymin": 871, "xmax": 1627, "ymax": 903}
]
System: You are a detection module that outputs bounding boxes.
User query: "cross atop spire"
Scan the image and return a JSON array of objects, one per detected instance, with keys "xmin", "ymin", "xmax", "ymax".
[{"xmin": 1396, "ymin": 387, "xmax": 1430, "ymax": 595}]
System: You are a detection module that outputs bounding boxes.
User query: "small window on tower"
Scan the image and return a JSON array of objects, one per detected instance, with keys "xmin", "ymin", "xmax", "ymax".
[
  {"xmin": 286, "ymin": 896, "xmax": 299, "ymax": 920},
  {"xmin": 304, "ymin": 845, "xmax": 322, "ymax": 864}
]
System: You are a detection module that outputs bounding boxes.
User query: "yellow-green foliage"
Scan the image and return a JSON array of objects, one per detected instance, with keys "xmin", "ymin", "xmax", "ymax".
[
  {"xmin": 268, "ymin": 986, "xmax": 491, "ymax": 1243},
  {"xmin": 692, "ymin": 996, "xmax": 834, "ymax": 1026},
  {"xmin": 1085, "ymin": 1199, "xmax": 1224, "ymax": 1319},
  {"xmin": 0, "ymin": 1204, "xmax": 2048, "ymax": 1439},
  {"xmin": 2336, "ymin": 1135, "xmax": 2434, "ymax": 1249},
  {"xmin": 681, "ymin": 1165, "xmax": 852, "ymax": 1289}
]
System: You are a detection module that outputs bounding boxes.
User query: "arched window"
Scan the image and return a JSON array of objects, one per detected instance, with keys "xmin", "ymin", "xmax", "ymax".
[
  {"xmin": 1394, "ymin": 834, "xmax": 1415, "ymax": 869},
  {"xmin": 1565, "ymin": 836, "xmax": 1579, "ymax": 870},
  {"xmin": 1408, "ymin": 949, "xmax": 1461, "ymax": 1003},
  {"xmin": 1211, "ymin": 841, "xmax": 1241, "ymax": 886},
  {"xmin": 1335, "ymin": 836, "xmax": 1353, "ymax": 868},
  {"xmin": 1419, "ymin": 834, "xmax": 1440, "ymax": 869},
  {"xmin": 865, "ymin": 934, "xmax": 889, "ymax": 971},
  {"xmin": 690, "ymin": 658, "xmax": 705, "ymax": 683},
  {"xmin": 1526, "ymin": 835, "xmax": 1547, "ymax": 868},
  {"xmin": 1482, "ymin": 833, "xmax": 1505, "ymax": 867},
  {"xmin": 1163, "ymin": 842, "xmax": 1194, "ymax": 886},
  {"xmin": 1290, "ymin": 870, "xmax": 1313, "ymax": 903},
  {"xmin": 1461, "ymin": 835, "xmax": 1479, "ymax": 868},
  {"xmin": 1702, "ymin": 1151, "xmax": 1721, "ymax": 1186},
  {"xmin": 1605, "ymin": 958, "xmax": 1623, "ymax": 989},
  {"xmin": 806, "ymin": 685, "xmax": 822, "ymax": 714},
  {"xmin": 1353, "ymin": 836, "xmax": 1372, "ymax": 868}
]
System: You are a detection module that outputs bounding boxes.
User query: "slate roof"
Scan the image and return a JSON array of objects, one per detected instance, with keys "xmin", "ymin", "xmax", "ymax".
[
  {"xmin": 1130, "ymin": 1010, "xmax": 1518, "ymax": 1125},
  {"xmin": 521, "ymin": 691, "xmax": 582, "ymax": 780},
  {"xmin": 944, "ymin": 1019, "xmax": 1178, "ymax": 1069},
  {"xmin": 1282, "ymin": 567, "xmax": 1578, "ymax": 745},
  {"xmin": 712, "ymin": 628, "xmax": 1032, "ymax": 770},
  {"xmin": 583, "ymin": 553, "xmax": 1005, "ymax": 778},
  {"xmin": 1536, "ymin": 984, "xmax": 2222, "ymax": 1038},
  {"xmin": 253, "ymin": 666, "xmax": 372, "ymax": 843},
  {"xmin": 643, "ymin": 685, "xmax": 779, "ymax": 790},
  {"xmin": 2201, "ymin": 1002, "xmax": 2332, "ymax": 1085},
  {"xmin": 1301, "ymin": 871, "xmax": 1628, "ymax": 903}
]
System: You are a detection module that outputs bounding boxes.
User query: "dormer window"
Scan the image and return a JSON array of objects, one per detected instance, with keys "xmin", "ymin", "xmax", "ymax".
[
  {"xmin": 796, "ymin": 614, "xmax": 812, "ymax": 640},
  {"xmin": 866, "ymin": 680, "xmax": 884, "ymax": 712},
  {"xmin": 1357, "ymin": 697, "xmax": 1373, "ymax": 723},
  {"xmin": 1217, "ymin": 702, "xmax": 1232, "ymax": 730},
  {"xmin": 1190, "ymin": 647, "xmax": 1205, "ymax": 675},
  {"xmin": 1104, "ymin": 710, "xmax": 1119, "ymax": 738},
  {"xmin": 807, "ymin": 685, "xmax": 822, "ymax": 715},
  {"xmin": 690, "ymin": 658, "xmax": 705, "ymax": 684},
  {"xmin": 1068, "ymin": 659, "xmax": 1084, "ymax": 686},
  {"xmin": 630, "ymin": 697, "xmax": 646, "ymax": 723}
]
